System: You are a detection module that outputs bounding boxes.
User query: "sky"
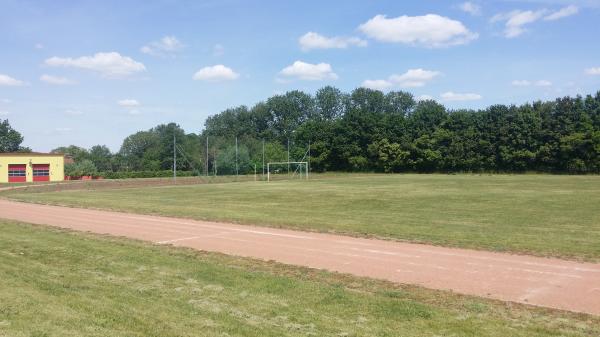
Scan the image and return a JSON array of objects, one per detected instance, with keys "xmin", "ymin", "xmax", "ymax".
[{"xmin": 1, "ymin": 0, "xmax": 599, "ymax": 152}]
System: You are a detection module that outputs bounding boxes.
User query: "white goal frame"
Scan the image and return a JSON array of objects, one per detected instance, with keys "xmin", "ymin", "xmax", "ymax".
[{"xmin": 267, "ymin": 162, "xmax": 308, "ymax": 182}]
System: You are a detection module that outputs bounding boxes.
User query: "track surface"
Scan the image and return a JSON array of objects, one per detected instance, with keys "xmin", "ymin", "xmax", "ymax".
[{"xmin": 1, "ymin": 199, "xmax": 599, "ymax": 315}]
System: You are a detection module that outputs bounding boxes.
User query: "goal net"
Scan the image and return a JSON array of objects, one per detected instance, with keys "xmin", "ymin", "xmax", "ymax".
[{"xmin": 267, "ymin": 162, "xmax": 308, "ymax": 181}]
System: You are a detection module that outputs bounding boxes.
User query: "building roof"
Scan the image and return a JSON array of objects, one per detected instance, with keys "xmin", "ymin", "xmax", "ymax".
[{"xmin": 0, "ymin": 152, "xmax": 65, "ymax": 157}]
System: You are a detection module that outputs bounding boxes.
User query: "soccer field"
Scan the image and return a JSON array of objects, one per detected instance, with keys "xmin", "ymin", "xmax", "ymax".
[
  {"xmin": 1, "ymin": 220, "xmax": 598, "ymax": 337},
  {"xmin": 6, "ymin": 174, "xmax": 600, "ymax": 261}
]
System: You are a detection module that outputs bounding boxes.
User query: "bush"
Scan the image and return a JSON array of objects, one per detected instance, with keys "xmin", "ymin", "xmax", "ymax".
[
  {"xmin": 98, "ymin": 170, "xmax": 196, "ymax": 179},
  {"xmin": 65, "ymin": 160, "xmax": 98, "ymax": 177}
]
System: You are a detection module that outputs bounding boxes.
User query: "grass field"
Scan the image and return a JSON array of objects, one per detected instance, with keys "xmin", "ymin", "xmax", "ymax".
[
  {"xmin": 6, "ymin": 174, "xmax": 600, "ymax": 261},
  {"xmin": 1, "ymin": 220, "xmax": 599, "ymax": 337}
]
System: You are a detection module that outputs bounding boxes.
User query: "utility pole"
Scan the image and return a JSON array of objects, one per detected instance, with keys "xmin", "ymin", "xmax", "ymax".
[
  {"xmin": 173, "ymin": 134, "xmax": 177, "ymax": 182},
  {"xmin": 287, "ymin": 137, "xmax": 290, "ymax": 174},
  {"xmin": 205, "ymin": 135, "xmax": 209, "ymax": 176},
  {"xmin": 308, "ymin": 139, "xmax": 311, "ymax": 178},
  {"xmin": 235, "ymin": 136, "xmax": 239, "ymax": 177},
  {"xmin": 262, "ymin": 138, "xmax": 265, "ymax": 176}
]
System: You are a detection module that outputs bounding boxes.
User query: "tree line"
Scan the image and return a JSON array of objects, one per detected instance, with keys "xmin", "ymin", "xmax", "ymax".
[
  {"xmin": 200, "ymin": 87, "xmax": 600, "ymax": 174},
  {"xmin": 2, "ymin": 86, "xmax": 599, "ymax": 174}
]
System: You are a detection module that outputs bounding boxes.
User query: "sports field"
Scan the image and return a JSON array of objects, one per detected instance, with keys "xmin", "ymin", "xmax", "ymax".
[
  {"xmin": 6, "ymin": 174, "xmax": 600, "ymax": 261},
  {"xmin": 1, "ymin": 220, "xmax": 598, "ymax": 337}
]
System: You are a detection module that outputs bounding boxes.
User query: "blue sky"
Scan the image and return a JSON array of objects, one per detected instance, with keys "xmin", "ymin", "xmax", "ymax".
[{"xmin": 1, "ymin": 0, "xmax": 599, "ymax": 151}]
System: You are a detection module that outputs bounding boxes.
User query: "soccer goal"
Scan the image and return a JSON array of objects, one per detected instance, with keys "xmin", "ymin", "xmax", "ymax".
[{"xmin": 267, "ymin": 162, "xmax": 308, "ymax": 182}]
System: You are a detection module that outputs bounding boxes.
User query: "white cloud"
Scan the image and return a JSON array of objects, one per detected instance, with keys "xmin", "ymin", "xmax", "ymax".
[
  {"xmin": 440, "ymin": 91, "xmax": 482, "ymax": 101},
  {"xmin": 535, "ymin": 80, "xmax": 552, "ymax": 87},
  {"xmin": 0, "ymin": 74, "xmax": 25, "ymax": 86},
  {"xmin": 585, "ymin": 67, "xmax": 600, "ymax": 75},
  {"xmin": 0, "ymin": 111, "xmax": 9, "ymax": 116},
  {"xmin": 117, "ymin": 99, "xmax": 141, "ymax": 107},
  {"xmin": 213, "ymin": 44, "xmax": 225, "ymax": 56},
  {"xmin": 512, "ymin": 80, "xmax": 531, "ymax": 86},
  {"xmin": 0, "ymin": 98, "xmax": 11, "ymax": 103},
  {"xmin": 491, "ymin": 9, "xmax": 547, "ymax": 38},
  {"xmin": 55, "ymin": 127, "xmax": 72, "ymax": 132},
  {"xmin": 358, "ymin": 14, "xmax": 478, "ymax": 48},
  {"xmin": 141, "ymin": 36, "xmax": 184, "ymax": 56},
  {"xmin": 459, "ymin": 2, "xmax": 481, "ymax": 16},
  {"xmin": 512, "ymin": 79, "xmax": 552, "ymax": 86},
  {"xmin": 389, "ymin": 69, "xmax": 440, "ymax": 87},
  {"xmin": 40, "ymin": 74, "xmax": 76, "ymax": 85},
  {"xmin": 361, "ymin": 79, "xmax": 393, "ymax": 91},
  {"xmin": 544, "ymin": 5, "xmax": 578, "ymax": 21},
  {"xmin": 299, "ymin": 32, "xmax": 367, "ymax": 51},
  {"xmin": 362, "ymin": 68, "xmax": 440, "ymax": 91},
  {"xmin": 279, "ymin": 61, "xmax": 338, "ymax": 81},
  {"xmin": 35, "ymin": 43, "xmax": 44, "ymax": 49},
  {"xmin": 492, "ymin": 5, "xmax": 579, "ymax": 38},
  {"xmin": 45, "ymin": 52, "xmax": 146, "ymax": 78},
  {"xmin": 193, "ymin": 65, "xmax": 240, "ymax": 81}
]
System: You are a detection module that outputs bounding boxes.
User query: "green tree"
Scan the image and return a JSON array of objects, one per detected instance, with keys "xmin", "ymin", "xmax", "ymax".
[
  {"xmin": 51, "ymin": 145, "xmax": 90, "ymax": 162},
  {"xmin": 65, "ymin": 159, "xmax": 98, "ymax": 177},
  {"xmin": 0, "ymin": 119, "xmax": 24, "ymax": 152},
  {"xmin": 368, "ymin": 139, "xmax": 410, "ymax": 172},
  {"xmin": 88, "ymin": 145, "xmax": 113, "ymax": 172}
]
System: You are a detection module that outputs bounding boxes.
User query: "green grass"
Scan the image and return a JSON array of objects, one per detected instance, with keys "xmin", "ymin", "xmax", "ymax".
[
  {"xmin": 1, "ymin": 220, "xmax": 598, "ymax": 337},
  {"xmin": 6, "ymin": 174, "xmax": 600, "ymax": 261}
]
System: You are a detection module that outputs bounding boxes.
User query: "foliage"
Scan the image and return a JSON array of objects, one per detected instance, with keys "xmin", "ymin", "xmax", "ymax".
[
  {"xmin": 49, "ymin": 89, "xmax": 600, "ymax": 174},
  {"xmin": 65, "ymin": 159, "xmax": 98, "ymax": 177},
  {"xmin": 200, "ymin": 89, "xmax": 600, "ymax": 173},
  {"xmin": 99, "ymin": 170, "xmax": 196, "ymax": 179},
  {"xmin": 216, "ymin": 144, "xmax": 251, "ymax": 175},
  {"xmin": 0, "ymin": 119, "xmax": 24, "ymax": 152}
]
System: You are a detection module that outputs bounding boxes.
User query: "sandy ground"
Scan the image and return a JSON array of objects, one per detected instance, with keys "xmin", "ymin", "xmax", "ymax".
[{"xmin": 1, "ymin": 199, "xmax": 599, "ymax": 316}]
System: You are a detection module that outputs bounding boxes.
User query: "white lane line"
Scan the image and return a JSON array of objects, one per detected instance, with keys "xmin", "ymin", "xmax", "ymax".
[
  {"xmin": 466, "ymin": 261, "xmax": 583, "ymax": 279},
  {"xmin": 157, "ymin": 236, "xmax": 204, "ymax": 244},
  {"xmin": 6, "ymin": 202, "xmax": 314, "ymax": 240},
  {"xmin": 411, "ymin": 248, "xmax": 600, "ymax": 273},
  {"xmin": 6, "ymin": 201, "xmax": 600, "ymax": 275},
  {"xmin": 350, "ymin": 247, "xmax": 421, "ymax": 258},
  {"xmin": 118, "ymin": 214, "xmax": 314, "ymax": 239},
  {"xmin": 157, "ymin": 232, "xmax": 230, "ymax": 244},
  {"xmin": 502, "ymin": 267, "xmax": 582, "ymax": 279}
]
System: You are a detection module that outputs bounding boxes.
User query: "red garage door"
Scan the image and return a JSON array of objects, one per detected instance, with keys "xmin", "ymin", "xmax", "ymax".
[
  {"xmin": 8, "ymin": 164, "xmax": 26, "ymax": 183},
  {"xmin": 33, "ymin": 164, "xmax": 50, "ymax": 182}
]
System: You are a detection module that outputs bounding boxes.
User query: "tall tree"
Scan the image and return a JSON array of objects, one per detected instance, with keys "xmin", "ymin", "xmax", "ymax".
[{"xmin": 0, "ymin": 119, "xmax": 24, "ymax": 152}]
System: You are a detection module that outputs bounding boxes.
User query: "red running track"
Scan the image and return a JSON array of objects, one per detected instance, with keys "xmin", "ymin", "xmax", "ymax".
[{"xmin": 1, "ymin": 199, "xmax": 599, "ymax": 315}]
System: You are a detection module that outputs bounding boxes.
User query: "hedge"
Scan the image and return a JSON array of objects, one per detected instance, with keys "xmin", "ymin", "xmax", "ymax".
[{"xmin": 98, "ymin": 170, "xmax": 197, "ymax": 179}]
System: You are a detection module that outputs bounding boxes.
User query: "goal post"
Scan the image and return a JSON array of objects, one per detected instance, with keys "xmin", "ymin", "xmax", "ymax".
[{"xmin": 267, "ymin": 162, "xmax": 308, "ymax": 182}]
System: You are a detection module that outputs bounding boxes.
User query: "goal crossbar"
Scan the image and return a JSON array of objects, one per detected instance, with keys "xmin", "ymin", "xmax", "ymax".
[{"xmin": 267, "ymin": 162, "xmax": 308, "ymax": 182}]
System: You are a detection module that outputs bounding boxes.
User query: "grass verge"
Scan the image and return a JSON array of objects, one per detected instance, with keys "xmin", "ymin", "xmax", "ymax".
[{"xmin": 1, "ymin": 220, "xmax": 599, "ymax": 337}]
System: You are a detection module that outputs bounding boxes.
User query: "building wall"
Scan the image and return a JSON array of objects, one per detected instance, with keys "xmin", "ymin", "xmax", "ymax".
[{"xmin": 0, "ymin": 155, "xmax": 65, "ymax": 183}]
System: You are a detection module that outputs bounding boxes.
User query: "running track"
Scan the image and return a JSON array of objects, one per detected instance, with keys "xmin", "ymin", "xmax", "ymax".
[{"xmin": 1, "ymin": 199, "xmax": 599, "ymax": 315}]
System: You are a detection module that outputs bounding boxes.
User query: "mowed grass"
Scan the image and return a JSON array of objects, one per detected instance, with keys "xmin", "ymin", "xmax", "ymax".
[
  {"xmin": 1, "ymin": 220, "xmax": 599, "ymax": 337},
  {"xmin": 6, "ymin": 174, "xmax": 600, "ymax": 261}
]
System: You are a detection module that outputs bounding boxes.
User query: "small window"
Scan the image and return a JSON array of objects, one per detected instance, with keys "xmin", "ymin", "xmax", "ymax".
[
  {"xmin": 33, "ymin": 169, "xmax": 50, "ymax": 177},
  {"xmin": 8, "ymin": 170, "xmax": 26, "ymax": 177}
]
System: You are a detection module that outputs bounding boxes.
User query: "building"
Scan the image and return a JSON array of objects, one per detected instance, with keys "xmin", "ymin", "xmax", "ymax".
[{"xmin": 0, "ymin": 153, "xmax": 65, "ymax": 183}]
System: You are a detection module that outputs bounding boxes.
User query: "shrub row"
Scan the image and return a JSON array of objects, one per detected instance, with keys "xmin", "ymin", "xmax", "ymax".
[{"xmin": 98, "ymin": 170, "xmax": 197, "ymax": 179}]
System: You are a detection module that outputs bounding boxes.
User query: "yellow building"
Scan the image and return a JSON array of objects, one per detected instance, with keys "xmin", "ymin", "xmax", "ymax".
[{"xmin": 0, "ymin": 153, "xmax": 65, "ymax": 183}]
